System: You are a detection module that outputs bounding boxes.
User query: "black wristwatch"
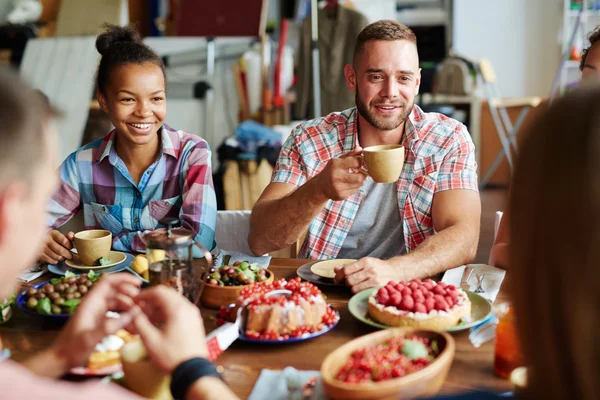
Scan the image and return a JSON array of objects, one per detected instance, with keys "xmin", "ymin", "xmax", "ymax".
[{"xmin": 170, "ymin": 357, "xmax": 222, "ymax": 400}]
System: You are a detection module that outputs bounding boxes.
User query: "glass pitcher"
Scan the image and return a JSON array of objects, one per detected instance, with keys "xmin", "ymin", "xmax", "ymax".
[{"xmin": 142, "ymin": 218, "xmax": 213, "ymax": 305}]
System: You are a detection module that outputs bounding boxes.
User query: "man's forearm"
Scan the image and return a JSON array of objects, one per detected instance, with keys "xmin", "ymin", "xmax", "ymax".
[
  {"xmin": 390, "ymin": 223, "xmax": 479, "ymax": 280},
  {"xmin": 20, "ymin": 347, "xmax": 70, "ymax": 379},
  {"xmin": 186, "ymin": 377, "xmax": 239, "ymax": 400},
  {"xmin": 249, "ymin": 179, "xmax": 327, "ymax": 255}
]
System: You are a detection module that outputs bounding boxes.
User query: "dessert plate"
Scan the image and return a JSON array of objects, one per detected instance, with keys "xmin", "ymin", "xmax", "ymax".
[{"xmin": 348, "ymin": 288, "xmax": 492, "ymax": 333}]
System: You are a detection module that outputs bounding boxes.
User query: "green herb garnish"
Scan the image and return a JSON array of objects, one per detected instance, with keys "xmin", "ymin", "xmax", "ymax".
[
  {"xmin": 97, "ymin": 257, "xmax": 112, "ymax": 266},
  {"xmin": 50, "ymin": 278, "xmax": 59, "ymax": 285},
  {"xmin": 62, "ymin": 299, "xmax": 81, "ymax": 314},
  {"xmin": 88, "ymin": 270, "xmax": 100, "ymax": 282},
  {"xmin": 431, "ymin": 340, "xmax": 439, "ymax": 355},
  {"xmin": 402, "ymin": 340, "xmax": 429, "ymax": 360},
  {"xmin": 36, "ymin": 298, "xmax": 52, "ymax": 315},
  {"xmin": 65, "ymin": 270, "xmax": 75, "ymax": 279}
]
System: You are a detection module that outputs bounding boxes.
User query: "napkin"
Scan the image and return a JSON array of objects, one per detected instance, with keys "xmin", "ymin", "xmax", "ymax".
[
  {"xmin": 213, "ymin": 249, "xmax": 271, "ymax": 270},
  {"xmin": 19, "ymin": 264, "xmax": 47, "ymax": 283},
  {"xmin": 442, "ymin": 264, "xmax": 506, "ymax": 303},
  {"xmin": 248, "ymin": 367, "xmax": 325, "ymax": 400}
]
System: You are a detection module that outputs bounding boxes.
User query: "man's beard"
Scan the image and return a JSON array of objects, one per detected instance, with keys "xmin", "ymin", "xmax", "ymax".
[{"xmin": 355, "ymin": 89, "xmax": 413, "ymax": 131}]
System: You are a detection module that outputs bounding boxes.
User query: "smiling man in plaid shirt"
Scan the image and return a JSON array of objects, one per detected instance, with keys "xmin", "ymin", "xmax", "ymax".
[{"xmin": 249, "ymin": 20, "xmax": 480, "ymax": 293}]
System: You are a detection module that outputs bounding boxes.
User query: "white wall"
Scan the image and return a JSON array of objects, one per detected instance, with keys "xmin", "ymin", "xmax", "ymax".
[{"xmin": 453, "ymin": 0, "xmax": 562, "ymax": 98}]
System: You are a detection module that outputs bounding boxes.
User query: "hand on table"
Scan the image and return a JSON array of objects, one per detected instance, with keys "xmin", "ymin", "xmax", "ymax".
[
  {"xmin": 334, "ymin": 257, "xmax": 399, "ymax": 293},
  {"xmin": 131, "ymin": 285, "xmax": 209, "ymax": 374},
  {"xmin": 38, "ymin": 230, "xmax": 75, "ymax": 264},
  {"xmin": 51, "ymin": 273, "xmax": 141, "ymax": 372},
  {"xmin": 313, "ymin": 147, "xmax": 366, "ymax": 201}
]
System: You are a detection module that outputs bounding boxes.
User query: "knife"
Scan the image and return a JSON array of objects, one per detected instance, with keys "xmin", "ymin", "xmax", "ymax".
[{"xmin": 460, "ymin": 266, "xmax": 474, "ymax": 290}]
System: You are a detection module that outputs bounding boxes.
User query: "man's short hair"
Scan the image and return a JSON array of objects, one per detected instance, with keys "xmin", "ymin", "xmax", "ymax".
[
  {"xmin": 353, "ymin": 20, "xmax": 417, "ymax": 65},
  {"xmin": 0, "ymin": 68, "xmax": 58, "ymax": 189},
  {"xmin": 580, "ymin": 26, "xmax": 600, "ymax": 71}
]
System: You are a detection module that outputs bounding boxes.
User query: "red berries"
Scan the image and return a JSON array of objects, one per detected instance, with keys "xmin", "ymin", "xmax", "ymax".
[
  {"xmin": 376, "ymin": 279, "xmax": 462, "ymax": 313},
  {"xmin": 335, "ymin": 334, "xmax": 435, "ymax": 383}
]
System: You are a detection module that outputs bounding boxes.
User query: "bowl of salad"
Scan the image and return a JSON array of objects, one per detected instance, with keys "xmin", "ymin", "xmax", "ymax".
[{"xmin": 200, "ymin": 261, "xmax": 273, "ymax": 309}]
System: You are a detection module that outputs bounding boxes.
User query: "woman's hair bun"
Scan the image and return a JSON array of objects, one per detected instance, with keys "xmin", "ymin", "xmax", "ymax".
[{"xmin": 95, "ymin": 24, "xmax": 142, "ymax": 56}]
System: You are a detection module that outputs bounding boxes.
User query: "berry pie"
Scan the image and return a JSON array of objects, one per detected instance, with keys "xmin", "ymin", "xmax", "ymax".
[{"xmin": 368, "ymin": 279, "xmax": 471, "ymax": 331}]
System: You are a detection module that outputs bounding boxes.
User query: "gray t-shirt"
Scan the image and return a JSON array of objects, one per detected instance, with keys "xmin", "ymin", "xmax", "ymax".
[{"xmin": 337, "ymin": 177, "xmax": 406, "ymax": 259}]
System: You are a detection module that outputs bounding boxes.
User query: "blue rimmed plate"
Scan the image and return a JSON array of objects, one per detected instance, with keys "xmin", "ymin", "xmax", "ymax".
[
  {"xmin": 48, "ymin": 252, "xmax": 135, "ymax": 276},
  {"xmin": 237, "ymin": 306, "xmax": 340, "ymax": 344}
]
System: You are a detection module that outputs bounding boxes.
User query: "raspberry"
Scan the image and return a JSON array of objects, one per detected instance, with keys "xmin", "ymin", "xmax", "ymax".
[
  {"xmin": 378, "ymin": 287, "xmax": 388, "ymax": 297},
  {"xmin": 425, "ymin": 291, "xmax": 435, "ymax": 299},
  {"xmin": 409, "ymin": 281, "xmax": 419, "ymax": 291},
  {"xmin": 395, "ymin": 282, "xmax": 406, "ymax": 292},
  {"xmin": 445, "ymin": 295, "xmax": 455, "ymax": 307},
  {"xmin": 423, "ymin": 279, "xmax": 435, "ymax": 290},
  {"xmin": 401, "ymin": 287, "xmax": 412, "ymax": 297}
]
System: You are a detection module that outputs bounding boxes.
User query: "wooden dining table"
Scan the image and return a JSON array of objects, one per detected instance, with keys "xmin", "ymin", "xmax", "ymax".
[{"xmin": 1, "ymin": 258, "xmax": 513, "ymax": 398}]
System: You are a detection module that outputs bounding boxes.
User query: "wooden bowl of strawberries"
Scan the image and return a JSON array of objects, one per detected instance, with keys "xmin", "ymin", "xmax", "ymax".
[{"xmin": 321, "ymin": 328, "xmax": 455, "ymax": 399}]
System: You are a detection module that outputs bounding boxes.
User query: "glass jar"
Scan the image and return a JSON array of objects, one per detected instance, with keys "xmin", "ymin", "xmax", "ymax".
[{"xmin": 142, "ymin": 218, "xmax": 213, "ymax": 305}]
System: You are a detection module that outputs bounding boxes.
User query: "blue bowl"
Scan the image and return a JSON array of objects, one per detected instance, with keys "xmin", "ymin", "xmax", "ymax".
[
  {"xmin": 237, "ymin": 306, "xmax": 340, "ymax": 344},
  {"xmin": 16, "ymin": 281, "xmax": 72, "ymax": 320}
]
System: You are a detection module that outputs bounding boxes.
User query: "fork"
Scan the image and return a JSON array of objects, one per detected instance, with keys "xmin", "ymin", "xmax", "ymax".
[{"xmin": 474, "ymin": 273, "xmax": 486, "ymax": 293}]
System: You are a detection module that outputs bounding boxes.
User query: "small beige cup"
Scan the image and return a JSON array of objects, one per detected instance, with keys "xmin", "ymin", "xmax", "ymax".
[
  {"xmin": 362, "ymin": 144, "xmax": 405, "ymax": 183},
  {"xmin": 73, "ymin": 229, "xmax": 112, "ymax": 266},
  {"xmin": 121, "ymin": 341, "xmax": 172, "ymax": 400}
]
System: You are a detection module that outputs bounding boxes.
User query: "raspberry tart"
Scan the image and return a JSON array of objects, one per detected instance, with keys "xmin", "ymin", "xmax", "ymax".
[{"xmin": 368, "ymin": 279, "xmax": 471, "ymax": 331}]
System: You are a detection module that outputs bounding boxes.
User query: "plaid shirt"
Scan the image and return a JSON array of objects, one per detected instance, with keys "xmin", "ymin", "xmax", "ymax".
[
  {"xmin": 272, "ymin": 106, "xmax": 478, "ymax": 260},
  {"xmin": 47, "ymin": 124, "xmax": 217, "ymax": 253}
]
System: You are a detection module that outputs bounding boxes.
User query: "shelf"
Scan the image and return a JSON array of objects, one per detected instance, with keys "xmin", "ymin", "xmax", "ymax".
[{"xmin": 568, "ymin": 10, "xmax": 600, "ymax": 17}]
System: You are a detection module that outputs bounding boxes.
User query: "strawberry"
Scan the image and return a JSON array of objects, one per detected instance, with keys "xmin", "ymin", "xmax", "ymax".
[
  {"xmin": 434, "ymin": 294, "xmax": 446, "ymax": 302},
  {"xmin": 435, "ymin": 298, "xmax": 449, "ymax": 311},
  {"xmin": 423, "ymin": 279, "xmax": 435, "ymax": 290},
  {"xmin": 377, "ymin": 287, "xmax": 388, "ymax": 297},
  {"xmin": 401, "ymin": 287, "xmax": 412, "ymax": 297},
  {"xmin": 394, "ymin": 282, "xmax": 405, "ymax": 292},
  {"xmin": 433, "ymin": 285, "xmax": 446, "ymax": 295},
  {"xmin": 448, "ymin": 290, "xmax": 459, "ymax": 302},
  {"xmin": 445, "ymin": 295, "xmax": 455, "ymax": 307},
  {"xmin": 446, "ymin": 284, "xmax": 457, "ymax": 291},
  {"xmin": 378, "ymin": 293, "xmax": 390, "ymax": 306},
  {"xmin": 424, "ymin": 298, "xmax": 435, "ymax": 312},
  {"xmin": 390, "ymin": 293, "xmax": 402, "ymax": 308},
  {"xmin": 386, "ymin": 286, "xmax": 398, "ymax": 297},
  {"xmin": 413, "ymin": 278, "xmax": 422, "ymax": 285},
  {"xmin": 409, "ymin": 281, "xmax": 419, "ymax": 291},
  {"xmin": 414, "ymin": 303, "xmax": 427, "ymax": 313},
  {"xmin": 401, "ymin": 296, "xmax": 414, "ymax": 311},
  {"xmin": 425, "ymin": 291, "xmax": 435, "ymax": 299},
  {"xmin": 412, "ymin": 289, "xmax": 424, "ymax": 301}
]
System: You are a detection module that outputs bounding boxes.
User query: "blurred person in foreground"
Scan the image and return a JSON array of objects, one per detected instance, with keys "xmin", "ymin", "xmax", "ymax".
[
  {"xmin": 0, "ymin": 69, "xmax": 236, "ymax": 400},
  {"xmin": 434, "ymin": 86, "xmax": 600, "ymax": 399}
]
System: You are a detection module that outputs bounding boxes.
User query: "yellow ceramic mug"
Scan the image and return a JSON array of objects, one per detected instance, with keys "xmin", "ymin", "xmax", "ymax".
[{"xmin": 362, "ymin": 145, "xmax": 405, "ymax": 183}]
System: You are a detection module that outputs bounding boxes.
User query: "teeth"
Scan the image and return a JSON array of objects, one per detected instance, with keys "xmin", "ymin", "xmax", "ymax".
[{"xmin": 129, "ymin": 123, "xmax": 152, "ymax": 129}]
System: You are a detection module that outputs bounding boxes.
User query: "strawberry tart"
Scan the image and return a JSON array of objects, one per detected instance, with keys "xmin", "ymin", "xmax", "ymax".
[
  {"xmin": 368, "ymin": 279, "xmax": 471, "ymax": 331},
  {"xmin": 225, "ymin": 277, "xmax": 338, "ymax": 340}
]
